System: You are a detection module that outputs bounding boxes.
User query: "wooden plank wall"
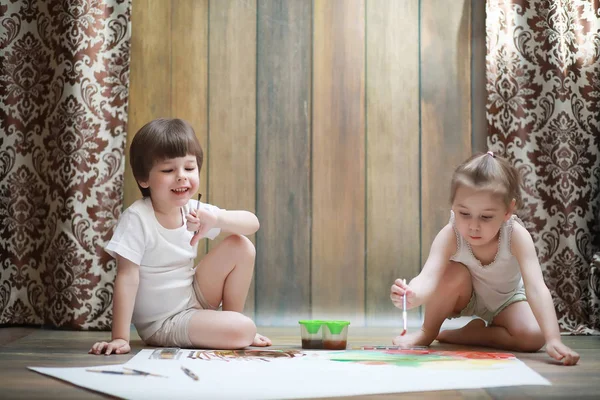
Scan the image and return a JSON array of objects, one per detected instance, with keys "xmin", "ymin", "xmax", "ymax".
[
  {"xmin": 125, "ymin": 0, "xmax": 477, "ymax": 326},
  {"xmin": 256, "ymin": 1, "xmax": 312, "ymax": 325},
  {"xmin": 312, "ymin": 0, "xmax": 366, "ymax": 324},
  {"xmin": 366, "ymin": 0, "xmax": 420, "ymax": 325}
]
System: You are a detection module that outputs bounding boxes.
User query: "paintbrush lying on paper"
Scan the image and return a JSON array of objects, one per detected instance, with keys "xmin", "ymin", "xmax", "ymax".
[
  {"xmin": 86, "ymin": 368, "xmax": 167, "ymax": 378},
  {"xmin": 181, "ymin": 365, "xmax": 199, "ymax": 381},
  {"xmin": 401, "ymin": 278, "xmax": 407, "ymax": 336}
]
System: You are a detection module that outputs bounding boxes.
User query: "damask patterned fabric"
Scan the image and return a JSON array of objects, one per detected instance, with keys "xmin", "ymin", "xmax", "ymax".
[
  {"xmin": 486, "ymin": 0, "xmax": 599, "ymax": 333},
  {"xmin": 0, "ymin": 1, "xmax": 131, "ymax": 329}
]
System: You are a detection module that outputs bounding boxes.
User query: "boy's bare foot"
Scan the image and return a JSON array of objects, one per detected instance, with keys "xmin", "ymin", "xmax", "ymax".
[
  {"xmin": 437, "ymin": 318, "xmax": 486, "ymax": 344},
  {"xmin": 392, "ymin": 327, "xmax": 435, "ymax": 348},
  {"xmin": 251, "ymin": 333, "xmax": 272, "ymax": 347}
]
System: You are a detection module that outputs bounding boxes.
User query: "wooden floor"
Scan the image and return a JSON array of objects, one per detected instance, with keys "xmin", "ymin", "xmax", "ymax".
[{"xmin": 1, "ymin": 326, "xmax": 599, "ymax": 399}]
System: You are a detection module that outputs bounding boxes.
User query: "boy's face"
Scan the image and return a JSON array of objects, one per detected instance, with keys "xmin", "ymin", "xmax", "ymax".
[
  {"xmin": 139, "ymin": 155, "xmax": 200, "ymax": 209},
  {"xmin": 451, "ymin": 186, "xmax": 513, "ymax": 248}
]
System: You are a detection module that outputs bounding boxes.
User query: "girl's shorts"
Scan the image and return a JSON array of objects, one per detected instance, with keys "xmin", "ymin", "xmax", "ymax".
[
  {"xmin": 143, "ymin": 277, "xmax": 219, "ymax": 348},
  {"xmin": 451, "ymin": 286, "xmax": 527, "ymax": 325}
]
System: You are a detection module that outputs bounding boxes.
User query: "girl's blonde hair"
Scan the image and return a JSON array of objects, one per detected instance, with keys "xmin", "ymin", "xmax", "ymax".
[{"xmin": 450, "ymin": 152, "xmax": 523, "ymax": 209}]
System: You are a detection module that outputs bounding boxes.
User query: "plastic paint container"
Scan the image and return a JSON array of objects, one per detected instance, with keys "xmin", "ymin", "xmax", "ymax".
[
  {"xmin": 298, "ymin": 320, "xmax": 325, "ymax": 349},
  {"xmin": 322, "ymin": 321, "xmax": 350, "ymax": 350},
  {"xmin": 298, "ymin": 320, "xmax": 350, "ymax": 350}
]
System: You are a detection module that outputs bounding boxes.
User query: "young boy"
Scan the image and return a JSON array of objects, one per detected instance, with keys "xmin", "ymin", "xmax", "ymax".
[{"xmin": 90, "ymin": 118, "xmax": 270, "ymax": 355}]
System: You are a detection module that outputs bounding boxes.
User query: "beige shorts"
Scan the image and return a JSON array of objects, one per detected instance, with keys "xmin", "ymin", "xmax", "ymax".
[
  {"xmin": 451, "ymin": 286, "xmax": 527, "ymax": 325},
  {"xmin": 144, "ymin": 278, "xmax": 218, "ymax": 348}
]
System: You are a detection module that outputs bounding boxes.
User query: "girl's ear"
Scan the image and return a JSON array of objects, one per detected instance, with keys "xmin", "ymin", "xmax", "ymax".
[
  {"xmin": 505, "ymin": 198, "xmax": 516, "ymax": 221},
  {"xmin": 139, "ymin": 180, "xmax": 149, "ymax": 189}
]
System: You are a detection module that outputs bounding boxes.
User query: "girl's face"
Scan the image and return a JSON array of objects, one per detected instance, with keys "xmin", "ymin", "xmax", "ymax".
[
  {"xmin": 139, "ymin": 154, "xmax": 200, "ymax": 210},
  {"xmin": 451, "ymin": 186, "xmax": 514, "ymax": 248}
]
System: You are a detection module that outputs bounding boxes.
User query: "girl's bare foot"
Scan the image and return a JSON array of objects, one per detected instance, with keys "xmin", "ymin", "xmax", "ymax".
[
  {"xmin": 437, "ymin": 318, "xmax": 486, "ymax": 344},
  {"xmin": 392, "ymin": 327, "xmax": 436, "ymax": 348},
  {"xmin": 251, "ymin": 333, "xmax": 272, "ymax": 347}
]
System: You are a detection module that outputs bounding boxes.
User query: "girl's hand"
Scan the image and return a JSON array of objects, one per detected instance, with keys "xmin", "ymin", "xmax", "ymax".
[
  {"xmin": 545, "ymin": 339, "xmax": 580, "ymax": 366},
  {"xmin": 89, "ymin": 338, "xmax": 130, "ymax": 355},
  {"xmin": 186, "ymin": 208, "xmax": 218, "ymax": 246},
  {"xmin": 390, "ymin": 279, "xmax": 419, "ymax": 309}
]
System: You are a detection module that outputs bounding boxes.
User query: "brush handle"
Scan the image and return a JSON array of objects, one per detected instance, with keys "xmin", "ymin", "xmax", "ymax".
[
  {"xmin": 194, "ymin": 193, "xmax": 202, "ymax": 235},
  {"xmin": 402, "ymin": 279, "xmax": 407, "ymax": 310},
  {"xmin": 86, "ymin": 370, "xmax": 137, "ymax": 376},
  {"xmin": 402, "ymin": 279, "xmax": 407, "ymax": 332}
]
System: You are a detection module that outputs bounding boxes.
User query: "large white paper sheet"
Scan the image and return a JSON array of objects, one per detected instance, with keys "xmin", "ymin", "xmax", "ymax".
[{"xmin": 30, "ymin": 348, "xmax": 550, "ymax": 399}]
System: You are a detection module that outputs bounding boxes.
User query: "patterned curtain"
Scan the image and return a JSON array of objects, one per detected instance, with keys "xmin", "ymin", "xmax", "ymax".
[
  {"xmin": 0, "ymin": 1, "xmax": 131, "ymax": 329},
  {"xmin": 486, "ymin": 0, "xmax": 600, "ymax": 333}
]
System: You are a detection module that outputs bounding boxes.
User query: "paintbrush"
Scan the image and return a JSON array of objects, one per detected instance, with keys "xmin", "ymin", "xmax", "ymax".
[
  {"xmin": 86, "ymin": 368, "xmax": 167, "ymax": 378},
  {"xmin": 401, "ymin": 278, "xmax": 407, "ymax": 336},
  {"xmin": 194, "ymin": 193, "xmax": 202, "ymax": 235},
  {"xmin": 181, "ymin": 365, "xmax": 199, "ymax": 381},
  {"xmin": 123, "ymin": 367, "xmax": 168, "ymax": 377}
]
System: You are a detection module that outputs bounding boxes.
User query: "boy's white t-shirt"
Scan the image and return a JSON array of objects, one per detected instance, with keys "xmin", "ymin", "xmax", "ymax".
[{"xmin": 105, "ymin": 197, "xmax": 221, "ymax": 339}]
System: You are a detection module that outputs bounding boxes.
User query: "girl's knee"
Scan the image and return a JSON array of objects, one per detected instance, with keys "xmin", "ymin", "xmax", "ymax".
[
  {"xmin": 513, "ymin": 327, "xmax": 545, "ymax": 352},
  {"xmin": 441, "ymin": 262, "xmax": 471, "ymax": 290}
]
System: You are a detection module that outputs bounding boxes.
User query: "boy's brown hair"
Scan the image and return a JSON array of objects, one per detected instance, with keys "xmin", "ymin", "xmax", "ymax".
[
  {"xmin": 130, "ymin": 118, "xmax": 203, "ymax": 197},
  {"xmin": 450, "ymin": 152, "xmax": 523, "ymax": 209}
]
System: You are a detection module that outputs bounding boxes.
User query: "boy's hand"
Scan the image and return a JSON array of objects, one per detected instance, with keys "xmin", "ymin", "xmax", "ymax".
[
  {"xmin": 186, "ymin": 208, "xmax": 218, "ymax": 246},
  {"xmin": 545, "ymin": 339, "xmax": 580, "ymax": 366},
  {"xmin": 391, "ymin": 279, "xmax": 419, "ymax": 309},
  {"xmin": 89, "ymin": 339, "xmax": 130, "ymax": 355}
]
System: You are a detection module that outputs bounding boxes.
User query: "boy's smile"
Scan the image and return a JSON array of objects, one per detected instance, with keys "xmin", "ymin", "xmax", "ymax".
[
  {"xmin": 172, "ymin": 186, "xmax": 192, "ymax": 196},
  {"xmin": 139, "ymin": 154, "xmax": 200, "ymax": 212}
]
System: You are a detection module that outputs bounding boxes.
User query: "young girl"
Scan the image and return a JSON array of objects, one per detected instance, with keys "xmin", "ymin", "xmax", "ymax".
[
  {"xmin": 90, "ymin": 118, "xmax": 271, "ymax": 355},
  {"xmin": 390, "ymin": 151, "xmax": 579, "ymax": 366}
]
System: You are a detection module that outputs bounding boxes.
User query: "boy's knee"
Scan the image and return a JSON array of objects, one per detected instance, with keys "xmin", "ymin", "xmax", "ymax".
[{"xmin": 224, "ymin": 234, "xmax": 256, "ymax": 260}]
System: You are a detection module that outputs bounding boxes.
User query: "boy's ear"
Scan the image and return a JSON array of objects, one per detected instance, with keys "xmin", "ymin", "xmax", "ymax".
[{"xmin": 139, "ymin": 180, "xmax": 149, "ymax": 189}]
